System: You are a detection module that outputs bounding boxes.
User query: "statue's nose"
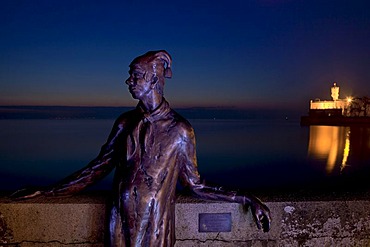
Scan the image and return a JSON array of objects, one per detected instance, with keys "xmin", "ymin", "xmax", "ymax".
[{"xmin": 125, "ymin": 77, "xmax": 133, "ymax": 85}]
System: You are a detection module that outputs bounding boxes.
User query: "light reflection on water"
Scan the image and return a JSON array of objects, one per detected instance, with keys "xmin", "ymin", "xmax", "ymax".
[
  {"xmin": 0, "ymin": 119, "xmax": 370, "ymax": 192},
  {"xmin": 306, "ymin": 125, "xmax": 370, "ymax": 191},
  {"xmin": 307, "ymin": 126, "xmax": 351, "ymax": 174},
  {"xmin": 308, "ymin": 126, "xmax": 370, "ymax": 167}
]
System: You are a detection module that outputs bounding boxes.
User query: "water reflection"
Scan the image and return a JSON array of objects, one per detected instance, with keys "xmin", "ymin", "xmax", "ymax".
[
  {"xmin": 1, "ymin": 119, "xmax": 370, "ymax": 192},
  {"xmin": 308, "ymin": 125, "xmax": 370, "ymax": 175},
  {"xmin": 341, "ymin": 129, "xmax": 350, "ymax": 172}
]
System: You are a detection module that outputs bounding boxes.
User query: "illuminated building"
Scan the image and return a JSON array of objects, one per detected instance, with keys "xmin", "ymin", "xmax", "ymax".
[
  {"xmin": 301, "ymin": 82, "xmax": 370, "ymax": 125},
  {"xmin": 309, "ymin": 82, "xmax": 351, "ymax": 116}
]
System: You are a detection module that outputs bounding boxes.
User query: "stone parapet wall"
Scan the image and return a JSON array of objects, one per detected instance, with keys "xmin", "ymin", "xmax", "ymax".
[
  {"xmin": 1, "ymin": 192, "xmax": 370, "ymax": 246},
  {"xmin": 0, "ymin": 194, "xmax": 107, "ymax": 247}
]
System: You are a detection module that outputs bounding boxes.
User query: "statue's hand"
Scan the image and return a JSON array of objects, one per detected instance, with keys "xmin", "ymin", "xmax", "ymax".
[
  {"xmin": 249, "ymin": 198, "xmax": 271, "ymax": 232},
  {"xmin": 10, "ymin": 187, "xmax": 44, "ymax": 200}
]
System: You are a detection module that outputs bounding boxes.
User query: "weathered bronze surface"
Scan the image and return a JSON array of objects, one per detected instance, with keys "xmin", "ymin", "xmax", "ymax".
[{"xmin": 11, "ymin": 50, "xmax": 271, "ymax": 246}]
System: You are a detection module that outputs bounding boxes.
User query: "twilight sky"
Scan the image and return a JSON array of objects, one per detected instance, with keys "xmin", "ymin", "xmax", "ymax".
[{"xmin": 1, "ymin": 0, "xmax": 370, "ymax": 112}]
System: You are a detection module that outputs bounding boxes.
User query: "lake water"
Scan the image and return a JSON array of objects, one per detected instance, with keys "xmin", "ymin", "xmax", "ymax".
[{"xmin": 1, "ymin": 118, "xmax": 370, "ymax": 193}]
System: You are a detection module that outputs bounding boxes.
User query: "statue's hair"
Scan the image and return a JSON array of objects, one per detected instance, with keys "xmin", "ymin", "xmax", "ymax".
[{"xmin": 130, "ymin": 50, "xmax": 172, "ymax": 78}]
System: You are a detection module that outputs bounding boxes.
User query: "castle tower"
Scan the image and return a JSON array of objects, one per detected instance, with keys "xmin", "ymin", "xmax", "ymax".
[{"xmin": 331, "ymin": 82, "xmax": 339, "ymax": 101}]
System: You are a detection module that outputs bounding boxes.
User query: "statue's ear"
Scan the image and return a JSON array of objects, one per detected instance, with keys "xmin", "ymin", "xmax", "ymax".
[{"xmin": 151, "ymin": 76, "xmax": 159, "ymax": 88}]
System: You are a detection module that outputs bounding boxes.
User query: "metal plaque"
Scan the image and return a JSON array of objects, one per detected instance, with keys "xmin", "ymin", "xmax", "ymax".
[{"xmin": 198, "ymin": 213, "xmax": 232, "ymax": 232}]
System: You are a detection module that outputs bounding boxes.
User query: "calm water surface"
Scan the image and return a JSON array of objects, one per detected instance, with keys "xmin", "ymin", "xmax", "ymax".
[{"xmin": 1, "ymin": 119, "xmax": 370, "ymax": 193}]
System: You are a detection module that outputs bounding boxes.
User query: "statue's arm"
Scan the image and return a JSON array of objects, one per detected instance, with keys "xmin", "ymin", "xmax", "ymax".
[
  {"xmin": 14, "ymin": 147, "xmax": 117, "ymax": 198},
  {"xmin": 11, "ymin": 117, "xmax": 128, "ymax": 200},
  {"xmin": 178, "ymin": 126, "xmax": 271, "ymax": 232}
]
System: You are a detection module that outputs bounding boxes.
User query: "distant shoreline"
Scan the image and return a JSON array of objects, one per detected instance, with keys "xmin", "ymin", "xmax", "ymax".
[{"xmin": 0, "ymin": 105, "xmax": 301, "ymax": 120}]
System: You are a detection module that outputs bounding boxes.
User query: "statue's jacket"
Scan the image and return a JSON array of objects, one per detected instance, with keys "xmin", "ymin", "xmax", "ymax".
[{"xmin": 46, "ymin": 99, "xmax": 206, "ymax": 246}]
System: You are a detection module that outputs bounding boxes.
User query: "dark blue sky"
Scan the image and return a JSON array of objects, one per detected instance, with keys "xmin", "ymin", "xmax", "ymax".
[{"xmin": 1, "ymin": 0, "xmax": 370, "ymax": 112}]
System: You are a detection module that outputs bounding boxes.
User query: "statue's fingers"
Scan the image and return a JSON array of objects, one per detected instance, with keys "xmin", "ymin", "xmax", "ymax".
[
  {"xmin": 254, "ymin": 213, "xmax": 262, "ymax": 230},
  {"xmin": 24, "ymin": 190, "xmax": 42, "ymax": 199},
  {"xmin": 10, "ymin": 188, "xmax": 41, "ymax": 200},
  {"xmin": 9, "ymin": 188, "xmax": 28, "ymax": 199}
]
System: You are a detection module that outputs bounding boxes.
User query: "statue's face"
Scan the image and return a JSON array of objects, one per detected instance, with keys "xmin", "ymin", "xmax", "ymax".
[{"xmin": 125, "ymin": 64, "xmax": 153, "ymax": 100}]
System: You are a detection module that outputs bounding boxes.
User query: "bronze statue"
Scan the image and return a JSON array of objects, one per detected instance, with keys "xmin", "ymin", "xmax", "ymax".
[{"xmin": 11, "ymin": 50, "xmax": 271, "ymax": 246}]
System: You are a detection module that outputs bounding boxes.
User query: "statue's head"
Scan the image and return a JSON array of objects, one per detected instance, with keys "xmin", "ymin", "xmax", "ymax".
[{"xmin": 126, "ymin": 50, "xmax": 172, "ymax": 97}]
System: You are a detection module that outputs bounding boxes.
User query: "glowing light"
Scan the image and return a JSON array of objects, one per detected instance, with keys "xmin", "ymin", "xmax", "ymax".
[
  {"xmin": 346, "ymin": 97, "xmax": 353, "ymax": 103},
  {"xmin": 341, "ymin": 128, "xmax": 351, "ymax": 172}
]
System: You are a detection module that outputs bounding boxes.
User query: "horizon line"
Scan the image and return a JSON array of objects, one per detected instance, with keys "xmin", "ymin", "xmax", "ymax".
[{"xmin": 0, "ymin": 104, "xmax": 302, "ymax": 111}]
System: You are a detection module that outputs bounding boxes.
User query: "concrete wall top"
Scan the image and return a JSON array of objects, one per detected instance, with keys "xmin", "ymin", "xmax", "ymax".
[{"xmin": 2, "ymin": 191, "xmax": 370, "ymax": 246}]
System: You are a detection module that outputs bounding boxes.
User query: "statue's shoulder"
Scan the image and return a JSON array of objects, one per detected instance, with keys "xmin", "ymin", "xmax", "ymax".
[{"xmin": 169, "ymin": 109, "xmax": 194, "ymax": 135}]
